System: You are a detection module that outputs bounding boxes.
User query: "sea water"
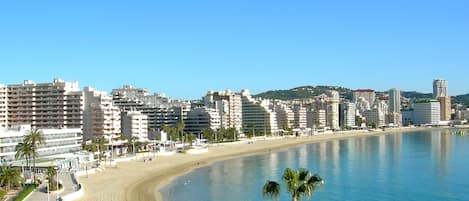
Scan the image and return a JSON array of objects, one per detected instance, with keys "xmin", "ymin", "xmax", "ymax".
[{"xmin": 161, "ymin": 129, "xmax": 469, "ymax": 201}]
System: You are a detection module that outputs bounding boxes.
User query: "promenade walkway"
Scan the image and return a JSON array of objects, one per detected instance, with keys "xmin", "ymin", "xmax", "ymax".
[{"xmin": 25, "ymin": 171, "xmax": 78, "ymax": 201}]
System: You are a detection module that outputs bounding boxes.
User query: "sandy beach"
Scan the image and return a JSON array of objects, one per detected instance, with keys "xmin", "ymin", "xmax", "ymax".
[{"xmin": 78, "ymin": 127, "xmax": 446, "ymax": 201}]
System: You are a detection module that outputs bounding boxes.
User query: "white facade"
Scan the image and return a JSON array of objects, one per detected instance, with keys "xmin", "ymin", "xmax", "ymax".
[
  {"xmin": 0, "ymin": 85, "xmax": 7, "ymax": 128},
  {"xmin": 273, "ymin": 102, "xmax": 294, "ymax": 129},
  {"xmin": 413, "ymin": 100, "xmax": 441, "ymax": 125},
  {"xmin": 121, "ymin": 111, "xmax": 148, "ymax": 141},
  {"xmin": 433, "ymin": 79, "xmax": 448, "ymax": 98},
  {"xmin": 83, "ymin": 87, "xmax": 121, "ymax": 140},
  {"xmin": 0, "ymin": 125, "xmax": 82, "ymax": 161},
  {"xmin": 353, "ymin": 89, "xmax": 376, "ymax": 106},
  {"xmin": 185, "ymin": 107, "xmax": 221, "ymax": 134},
  {"xmin": 7, "ymin": 79, "xmax": 83, "ymax": 129},
  {"xmin": 340, "ymin": 102, "xmax": 356, "ymax": 128},
  {"xmin": 292, "ymin": 104, "xmax": 307, "ymax": 129},
  {"xmin": 389, "ymin": 88, "xmax": 401, "ymax": 113},
  {"xmin": 363, "ymin": 108, "xmax": 386, "ymax": 127},
  {"xmin": 203, "ymin": 90, "xmax": 242, "ymax": 133},
  {"xmin": 326, "ymin": 91, "xmax": 340, "ymax": 130},
  {"xmin": 241, "ymin": 90, "xmax": 278, "ymax": 135},
  {"xmin": 112, "ymin": 85, "xmax": 190, "ymax": 130}
]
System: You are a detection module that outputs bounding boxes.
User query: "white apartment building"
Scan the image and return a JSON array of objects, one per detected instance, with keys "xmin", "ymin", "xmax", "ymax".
[
  {"xmin": 241, "ymin": 90, "xmax": 278, "ymax": 135},
  {"xmin": 273, "ymin": 102, "xmax": 294, "ymax": 129},
  {"xmin": 339, "ymin": 102, "xmax": 356, "ymax": 128},
  {"xmin": 292, "ymin": 104, "xmax": 307, "ymax": 129},
  {"xmin": 326, "ymin": 91, "xmax": 340, "ymax": 130},
  {"xmin": 83, "ymin": 87, "xmax": 121, "ymax": 141},
  {"xmin": 413, "ymin": 100, "xmax": 441, "ymax": 125},
  {"xmin": 0, "ymin": 85, "xmax": 7, "ymax": 128},
  {"xmin": 7, "ymin": 79, "xmax": 83, "ymax": 129},
  {"xmin": 433, "ymin": 79, "xmax": 448, "ymax": 98},
  {"xmin": 0, "ymin": 125, "xmax": 82, "ymax": 162},
  {"xmin": 112, "ymin": 85, "xmax": 190, "ymax": 130},
  {"xmin": 353, "ymin": 89, "xmax": 376, "ymax": 106},
  {"xmin": 203, "ymin": 90, "xmax": 242, "ymax": 133},
  {"xmin": 121, "ymin": 111, "xmax": 148, "ymax": 141},
  {"xmin": 388, "ymin": 88, "xmax": 401, "ymax": 113},
  {"xmin": 185, "ymin": 107, "xmax": 221, "ymax": 134}
]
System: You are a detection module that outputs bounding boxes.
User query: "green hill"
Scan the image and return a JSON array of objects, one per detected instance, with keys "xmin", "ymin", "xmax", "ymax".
[{"xmin": 254, "ymin": 86, "xmax": 468, "ymax": 106}]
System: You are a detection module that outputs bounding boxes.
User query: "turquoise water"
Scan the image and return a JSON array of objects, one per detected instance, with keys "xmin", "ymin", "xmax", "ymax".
[{"xmin": 162, "ymin": 129, "xmax": 469, "ymax": 201}]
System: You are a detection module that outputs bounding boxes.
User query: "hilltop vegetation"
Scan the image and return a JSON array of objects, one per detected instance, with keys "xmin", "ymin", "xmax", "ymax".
[{"xmin": 254, "ymin": 86, "xmax": 468, "ymax": 106}]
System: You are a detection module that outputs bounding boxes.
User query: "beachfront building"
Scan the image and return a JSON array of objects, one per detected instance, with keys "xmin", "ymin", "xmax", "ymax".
[
  {"xmin": 363, "ymin": 107, "xmax": 386, "ymax": 128},
  {"xmin": 83, "ymin": 87, "xmax": 121, "ymax": 141},
  {"xmin": 311, "ymin": 91, "xmax": 339, "ymax": 130},
  {"xmin": 112, "ymin": 85, "xmax": 191, "ymax": 131},
  {"xmin": 306, "ymin": 108, "xmax": 315, "ymax": 129},
  {"xmin": 433, "ymin": 79, "xmax": 451, "ymax": 121},
  {"xmin": 121, "ymin": 111, "xmax": 148, "ymax": 141},
  {"xmin": 326, "ymin": 91, "xmax": 340, "ymax": 130},
  {"xmin": 353, "ymin": 89, "xmax": 376, "ymax": 107},
  {"xmin": 292, "ymin": 104, "xmax": 308, "ymax": 129},
  {"xmin": 241, "ymin": 90, "xmax": 278, "ymax": 135},
  {"xmin": 6, "ymin": 79, "xmax": 83, "ymax": 129},
  {"xmin": 339, "ymin": 102, "xmax": 356, "ymax": 128},
  {"xmin": 0, "ymin": 85, "xmax": 7, "ymax": 128},
  {"xmin": 389, "ymin": 88, "xmax": 401, "ymax": 113},
  {"xmin": 0, "ymin": 125, "xmax": 82, "ymax": 162},
  {"xmin": 203, "ymin": 90, "xmax": 242, "ymax": 133},
  {"xmin": 185, "ymin": 107, "xmax": 221, "ymax": 134},
  {"xmin": 413, "ymin": 99, "xmax": 441, "ymax": 125},
  {"xmin": 273, "ymin": 102, "xmax": 294, "ymax": 129}
]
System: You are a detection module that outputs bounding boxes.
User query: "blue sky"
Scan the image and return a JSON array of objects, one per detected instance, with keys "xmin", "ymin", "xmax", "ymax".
[{"xmin": 0, "ymin": 0, "xmax": 468, "ymax": 99}]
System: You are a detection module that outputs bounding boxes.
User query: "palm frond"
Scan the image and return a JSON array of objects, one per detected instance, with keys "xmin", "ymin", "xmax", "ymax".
[{"xmin": 262, "ymin": 180, "xmax": 280, "ymax": 200}]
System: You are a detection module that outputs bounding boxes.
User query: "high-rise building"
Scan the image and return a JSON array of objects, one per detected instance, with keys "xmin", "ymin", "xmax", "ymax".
[
  {"xmin": 326, "ymin": 91, "xmax": 340, "ymax": 130},
  {"xmin": 353, "ymin": 89, "xmax": 376, "ymax": 106},
  {"xmin": 185, "ymin": 107, "xmax": 221, "ymax": 134},
  {"xmin": 413, "ymin": 99, "xmax": 440, "ymax": 125},
  {"xmin": 0, "ymin": 85, "xmax": 7, "ymax": 128},
  {"xmin": 203, "ymin": 90, "xmax": 242, "ymax": 133},
  {"xmin": 121, "ymin": 111, "xmax": 148, "ymax": 141},
  {"xmin": 433, "ymin": 79, "xmax": 448, "ymax": 98},
  {"xmin": 339, "ymin": 102, "xmax": 356, "ymax": 128},
  {"xmin": 240, "ymin": 90, "xmax": 278, "ymax": 135},
  {"xmin": 388, "ymin": 88, "xmax": 401, "ymax": 113},
  {"xmin": 112, "ymin": 85, "xmax": 190, "ymax": 130},
  {"xmin": 83, "ymin": 87, "xmax": 121, "ymax": 141},
  {"xmin": 438, "ymin": 96, "xmax": 451, "ymax": 121},
  {"xmin": 273, "ymin": 102, "xmax": 294, "ymax": 129},
  {"xmin": 363, "ymin": 108, "xmax": 386, "ymax": 128},
  {"xmin": 433, "ymin": 79, "xmax": 451, "ymax": 121},
  {"xmin": 292, "ymin": 104, "xmax": 307, "ymax": 129},
  {"xmin": 7, "ymin": 79, "xmax": 83, "ymax": 129}
]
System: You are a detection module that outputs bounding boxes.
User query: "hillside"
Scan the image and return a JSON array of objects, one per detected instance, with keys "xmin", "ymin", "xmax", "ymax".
[{"xmin": 254, "ymin": 86, "xmax": 468, "ymax": 106}]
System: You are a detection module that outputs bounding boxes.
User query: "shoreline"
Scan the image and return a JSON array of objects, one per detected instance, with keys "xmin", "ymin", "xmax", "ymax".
[{"xmin": 79, "ymin": 127, "xmax": 456, "ymax": 201}]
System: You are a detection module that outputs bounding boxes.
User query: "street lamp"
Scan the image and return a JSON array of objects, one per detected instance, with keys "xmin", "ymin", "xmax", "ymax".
[{"xmin": 55, "ymin": 166, "xmax": 59, "ymax": 201}]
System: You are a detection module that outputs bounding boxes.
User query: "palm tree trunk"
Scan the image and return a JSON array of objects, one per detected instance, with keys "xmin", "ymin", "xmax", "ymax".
[{"xmin": 292, "ymin": 196, "xmax": 298, "ymax": 201}]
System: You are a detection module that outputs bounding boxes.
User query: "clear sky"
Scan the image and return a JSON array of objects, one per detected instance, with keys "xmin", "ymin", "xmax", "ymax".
[{"xmin": 0, "ymin": 0, "xmax": 468, "ymax": 99}]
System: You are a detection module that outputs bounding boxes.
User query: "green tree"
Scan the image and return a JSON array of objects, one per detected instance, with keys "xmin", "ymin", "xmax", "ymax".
[
  {"xmin": 186, "ymin": 134, "xmax": 195, "ymax": 148},
  {"xmin": 175, "ymin": 121, "xmax": 186, "ymax": 149},
  {"xmin": 0, "ymin": 165, "xmax": 22, "ymax": 192},
  {"xmin": 245, "ymin": 123, "xmax": 256, "ymax": 139},
  {"xmin": 15, "ymin": 142, "xmax": 32, "ymax": 169},
  {"xmin": 24, "ymin": 128, "xmax": 45, "ymax": 184},
  {"xmin": 46, "ymin": 166, "xmax": 58, "ymax": 191},
  {"xmin": 262, "ymin": 168, "xmax": 323, "ymax": 201},
  {"xmin": 226, "ymin": 127, "xmax": 238, "ymax": 141},
  {"xmin": 201, "ymin": 128, "xmax": 215, "ymax": 143}
]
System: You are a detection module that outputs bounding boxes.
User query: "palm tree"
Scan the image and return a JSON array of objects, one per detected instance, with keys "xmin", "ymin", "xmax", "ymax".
[
  {"xmin": 15, "ymin": 142, "xmax": 32, "ymax": 169},
  {"xmin": 46, "ymin": 166, "xmax": 58, "ymax": 191},
  {"xmin": 0, "ymin": 165, "xmax": 22, "ymax": 192},
  {"xmin": 175, "ymin": 121, "xmax": 186, "ymax": 149},
  {"xmin": 24, "ymin": 128, "xmax": 45, "ymax": 184},
  {"xmin": 262, "ymin": 168, "xmax": 324, "ymax": 201}
]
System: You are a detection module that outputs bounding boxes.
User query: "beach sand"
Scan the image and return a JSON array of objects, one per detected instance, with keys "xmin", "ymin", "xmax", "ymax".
[{"xmin": 79, "ymin": 127, "xmax": 439, "ymax": 201}]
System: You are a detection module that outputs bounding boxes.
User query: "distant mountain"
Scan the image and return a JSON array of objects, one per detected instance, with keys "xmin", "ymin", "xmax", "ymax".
[{"xmin": 254, "ymin": 86, "xmax": 468, "ymax": 106}]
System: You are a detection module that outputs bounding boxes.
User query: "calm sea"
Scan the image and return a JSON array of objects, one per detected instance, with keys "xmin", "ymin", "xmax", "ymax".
[{"xmin": 161, "ymin": 129, "xmax": 469, "ymax": 201}]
